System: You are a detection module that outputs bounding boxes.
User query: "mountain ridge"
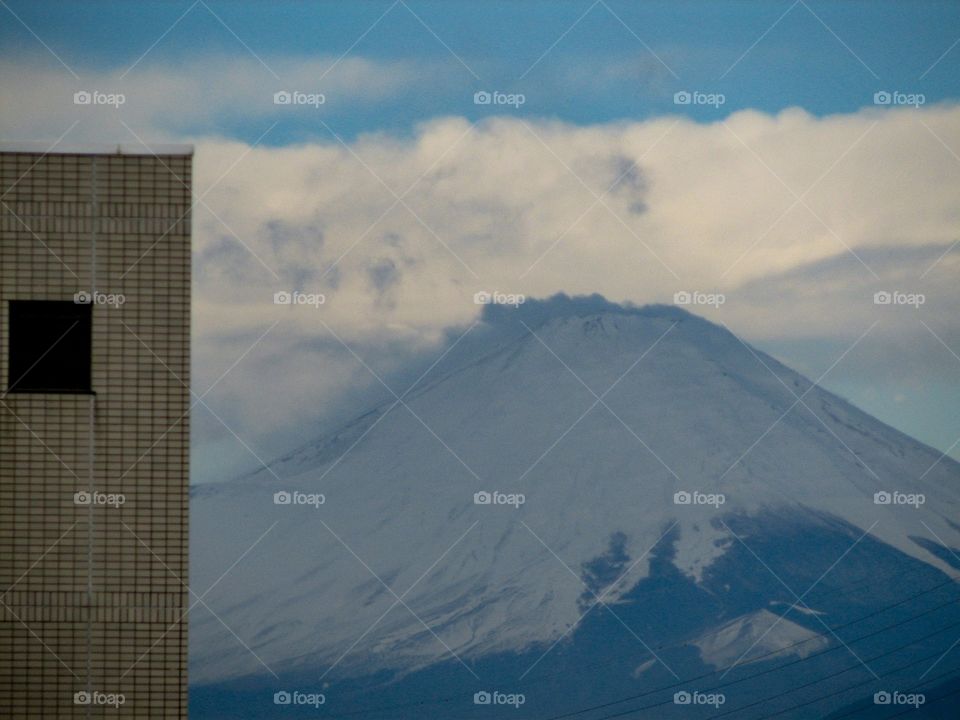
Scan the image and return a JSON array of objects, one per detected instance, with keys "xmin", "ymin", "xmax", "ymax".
[
  {"xmin": 201, "ymin": 297, "xmax": 956, "ymax": 497},
  {"xmin": 190, "ymin": 297, "xmax": 960, "ymax": 693}
]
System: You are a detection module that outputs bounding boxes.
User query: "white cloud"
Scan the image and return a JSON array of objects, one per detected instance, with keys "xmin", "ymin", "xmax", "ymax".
[
  {"xmin": 187, "ymin": 105, "xmax": 959, "ymax": 339},
  {"xmin": 176, "ymin": 105, "xmax": 960, "ymax": 472},
  {"xmin": 2, "ymin": 59, "xmax": 957, "ymax": 475}
]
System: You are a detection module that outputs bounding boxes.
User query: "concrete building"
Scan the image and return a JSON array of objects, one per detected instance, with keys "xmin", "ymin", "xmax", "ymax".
[{"xmin": 0, "ymin": 144, "xmax": 192, "ymax": 718}]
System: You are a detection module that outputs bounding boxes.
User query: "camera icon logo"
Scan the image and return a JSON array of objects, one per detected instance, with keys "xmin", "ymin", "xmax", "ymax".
[
  {"xmin": 873, "ymin": 91, "xmax": 892, "ymax": 105},
  {"xmin": 74, "ymin": 491, "xmax": 92, "ymax": 506},
  {"xmin": 274, "ymin": 491, "xmax": 292, "ymax": 505},
  {"xmin": 274, "ymin": 291, "xmax": 292, "ymax": 305},
  {"xmin": 873, "ymin": 291, "xmax": 892, "ymax": 305},
  {"xmin": 874, "ymin": 491, "xmax": 892, "ymax": 505},
  {"xmin": 274, "ymin": 91, "xmax": 292, "ymax": 105},
  {"xmin": 74, "ymin": 291, "xmax": 92, "ymax": 304},
  {"xmin": 673, "ymin": 91, "xmax": 691, "ymax": 105},
  {"xmin": 673, "ymin": 691, "xmax": 692, "ymax": 704},
  {"xmin": 274, "ymin": 690, "xmax": 291, "ymax": 704},
  {"xmin": 874, "ymin": 690, "xmax": 891, "ymax": 705},
  {"xmin": 474, "ymin": 491, "xmax": 492, "ymax": 505},
  {"xmin": 74, "ymin": 691, "xmax": 91, "ymax": 705},
  {"xmin": 73, "ymin": 91, "xmax": 92, "ymax": 105},
  {"xmin": 473, "ymin": 291, "xmax": 492, "ymax": 305},
  {"xmin": 673, "ymin": 491, "xmax": 692, "ymax": 505},
  {"xmin": 673, "ymin": 291, "xmax": 691, "ymax": 305},
  {"xmin": 474, "ymin": 691, "xmax": 492, "ymax": 705},
  {"xmin": 474, "ymin": 91, "xmax": 492, "ymax": 105}
]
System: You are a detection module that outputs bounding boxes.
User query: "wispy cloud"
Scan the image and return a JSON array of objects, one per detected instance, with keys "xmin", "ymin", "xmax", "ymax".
[{"xmin": 0, "ymin": 54, "xmax": 457, "ymax": 141}]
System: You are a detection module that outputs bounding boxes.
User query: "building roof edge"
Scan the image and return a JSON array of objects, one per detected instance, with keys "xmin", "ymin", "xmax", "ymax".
[{"xmin": 0, "ymin": 142, "xmax": 194, "ymax": 156}]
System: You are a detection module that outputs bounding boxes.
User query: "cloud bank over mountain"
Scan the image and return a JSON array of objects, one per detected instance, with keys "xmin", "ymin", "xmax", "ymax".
[
  {"xmin": 4, "ymin": 57, "xmax": 956, "ymax": 477},
  {"xmin": 178, "ymin": 105, "xmax": 960, "ymax": 477}
]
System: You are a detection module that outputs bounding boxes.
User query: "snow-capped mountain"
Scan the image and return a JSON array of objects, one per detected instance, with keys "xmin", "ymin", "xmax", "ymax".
[{"xmin": 190, "ymin": 298, "xmax": 960, "ymax": 719}]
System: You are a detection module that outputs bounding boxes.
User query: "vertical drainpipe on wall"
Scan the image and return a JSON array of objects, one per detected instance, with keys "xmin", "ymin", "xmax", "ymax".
[{"xmin": 85, "ymin": 155, "xmax": 97, "ymax": 718}]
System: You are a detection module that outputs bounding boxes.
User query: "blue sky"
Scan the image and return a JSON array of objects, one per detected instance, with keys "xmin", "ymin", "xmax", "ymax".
[
  {"xmin": 4, "ymin": 0, "xmax": 959, "ymax": 140},
  {"xmin": 2, "ymin": 0, "xmax": 959, "ymax": 479}
]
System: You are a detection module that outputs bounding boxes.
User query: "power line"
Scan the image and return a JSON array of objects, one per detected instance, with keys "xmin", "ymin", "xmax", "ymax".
[
  {"xmin": 883, "ymin": 680, "xmax": 960, "ymax": 719},
  {"xmin": 322, "ymin": 573, "xmax": 958, "ymax": 719},
  {"xmin": 583, "ymin": 620, "xmax": 960, "ymax": 720},
  {"xmin": 521, "ymin": 562, "xmax": 951, "ymax": 688},
  {"xmin": 755, "ymin": 655, "xmax": 960, "ymax": 720},
  {"xmin": 584, "ymin": 644, "xmax": 960, "ymax": 720},
  {"xmin": 538, "ymin": 580, "xmax": 960, "ymax": 720},
  {"xmin": 712, "ymin": 619, "xmax": 960, "ymax": 718}
]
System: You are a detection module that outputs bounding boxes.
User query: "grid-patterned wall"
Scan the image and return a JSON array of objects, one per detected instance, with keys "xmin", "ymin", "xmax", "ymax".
[{"xmin": 0, "ymin": 150, "xmax": 191, "ymax": 718}]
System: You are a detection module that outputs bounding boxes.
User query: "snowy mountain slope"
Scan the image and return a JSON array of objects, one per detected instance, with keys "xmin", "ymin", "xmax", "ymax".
[{"xmin": 189, "ymin": 301, "xmax": 960, "ymax": 688}]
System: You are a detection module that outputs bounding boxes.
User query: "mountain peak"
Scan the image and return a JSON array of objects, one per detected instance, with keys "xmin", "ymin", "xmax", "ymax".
[
  {"xmin": 191, "ymin": 293, "xmax": 960, "ymax": 688},
  {"xmin": 480, "ymin": 292, "xmax": 700, "ymax": 330}
]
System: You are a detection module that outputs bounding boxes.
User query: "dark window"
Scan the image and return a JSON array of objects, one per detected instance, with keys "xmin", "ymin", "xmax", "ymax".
[{"xmin": 7, "ymin": 300, "xmax": 92, "ymax": 393}]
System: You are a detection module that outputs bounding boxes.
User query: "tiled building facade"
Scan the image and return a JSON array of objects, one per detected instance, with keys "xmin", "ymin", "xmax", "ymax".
[{"xmin": 0, "ymin": 145, "xmax": 191, "ymax": 718}]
